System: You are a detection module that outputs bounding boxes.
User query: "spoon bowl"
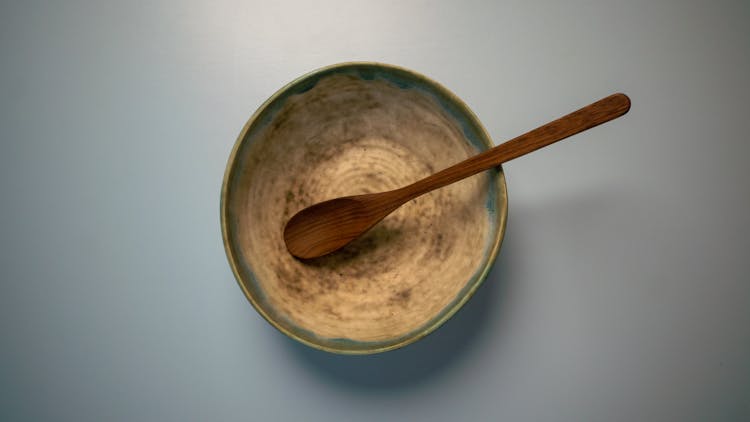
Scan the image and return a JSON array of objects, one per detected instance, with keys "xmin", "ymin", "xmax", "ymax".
[{"xmin": 284, "ymin": 194, "xmax": 398, "ymax": 259}]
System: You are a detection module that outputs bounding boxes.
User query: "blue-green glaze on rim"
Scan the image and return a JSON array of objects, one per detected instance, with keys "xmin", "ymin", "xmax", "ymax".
[{"xmin": 221, "ymin": 62, "xmax": 508, "ymax": 354}]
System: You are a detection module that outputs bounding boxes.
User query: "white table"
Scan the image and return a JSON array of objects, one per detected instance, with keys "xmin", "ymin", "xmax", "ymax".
[{"xmin": 2, "ymin": 1, "xmax": 748, "ymax": 420}]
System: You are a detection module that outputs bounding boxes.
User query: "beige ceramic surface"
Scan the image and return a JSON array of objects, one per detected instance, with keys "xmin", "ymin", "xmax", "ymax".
[{"xmin": 223, "ymin": 64, "xmax": 506, "ymax": 353}]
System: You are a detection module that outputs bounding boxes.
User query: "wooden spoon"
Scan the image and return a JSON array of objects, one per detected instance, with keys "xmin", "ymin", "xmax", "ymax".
[{"xmin": 284, "ymin": 93, "xmax": 631, "ymax": 259}]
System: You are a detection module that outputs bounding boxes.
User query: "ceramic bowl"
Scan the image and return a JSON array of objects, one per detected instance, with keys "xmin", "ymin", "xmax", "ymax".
[{"xmin": 221, "ymin": 62, "xmax": 507, "ymax": 354}]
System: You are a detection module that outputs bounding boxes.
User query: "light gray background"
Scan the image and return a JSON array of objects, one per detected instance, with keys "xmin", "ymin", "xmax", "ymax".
[{"xmin": 2, "ymin": 1, "xmax": 749, "ymax": 420}]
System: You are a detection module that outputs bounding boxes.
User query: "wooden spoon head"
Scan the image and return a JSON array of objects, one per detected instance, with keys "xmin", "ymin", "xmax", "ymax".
[{"xmin": 283, "ymin": 195, "xmax": 397, "ymax": 259}]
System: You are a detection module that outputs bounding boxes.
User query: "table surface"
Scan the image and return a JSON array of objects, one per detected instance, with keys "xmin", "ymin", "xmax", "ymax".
[{"xmin": 2, "ymin": 1, "xmax": 749, "ymax": 420}]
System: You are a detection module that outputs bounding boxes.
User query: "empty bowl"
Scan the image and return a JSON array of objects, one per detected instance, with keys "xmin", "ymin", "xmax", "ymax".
[{"xmin": 221, "ymin": 62, "xmax": 507, "ymax": 354}]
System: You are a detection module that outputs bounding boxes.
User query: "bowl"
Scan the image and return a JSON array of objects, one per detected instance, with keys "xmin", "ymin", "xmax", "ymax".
[{"xmin": 221, "ymin": 62, "xmax": 507, "ymax": 354}]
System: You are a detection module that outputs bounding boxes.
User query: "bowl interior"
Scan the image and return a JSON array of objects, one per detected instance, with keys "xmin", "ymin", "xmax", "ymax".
[{"xmin": 222, "ymin": 63, "xmax": 507, "ymax": 354}]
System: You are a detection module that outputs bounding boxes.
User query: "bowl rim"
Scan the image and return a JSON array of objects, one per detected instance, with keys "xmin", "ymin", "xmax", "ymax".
[{"xmin": 220, "ymin": 61, "xmax": 508, "ymax": 354}]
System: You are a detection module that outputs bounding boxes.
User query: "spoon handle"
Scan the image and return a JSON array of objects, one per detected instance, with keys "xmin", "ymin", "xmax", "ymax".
[{"xmin": 395, "ymin": 93, "xmax": 631, "ymax": 201}]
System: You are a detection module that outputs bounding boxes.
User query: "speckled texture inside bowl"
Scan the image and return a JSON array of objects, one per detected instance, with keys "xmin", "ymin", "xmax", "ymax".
[{"xmin": 221, "ymin": 63, "xmax": 507, "ymax": 354}]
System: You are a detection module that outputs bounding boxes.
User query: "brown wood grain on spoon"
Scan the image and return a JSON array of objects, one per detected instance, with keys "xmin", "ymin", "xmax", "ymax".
[{"xmin": 284, "ymin": 93, "xmax": 631, "ymax": 259}]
